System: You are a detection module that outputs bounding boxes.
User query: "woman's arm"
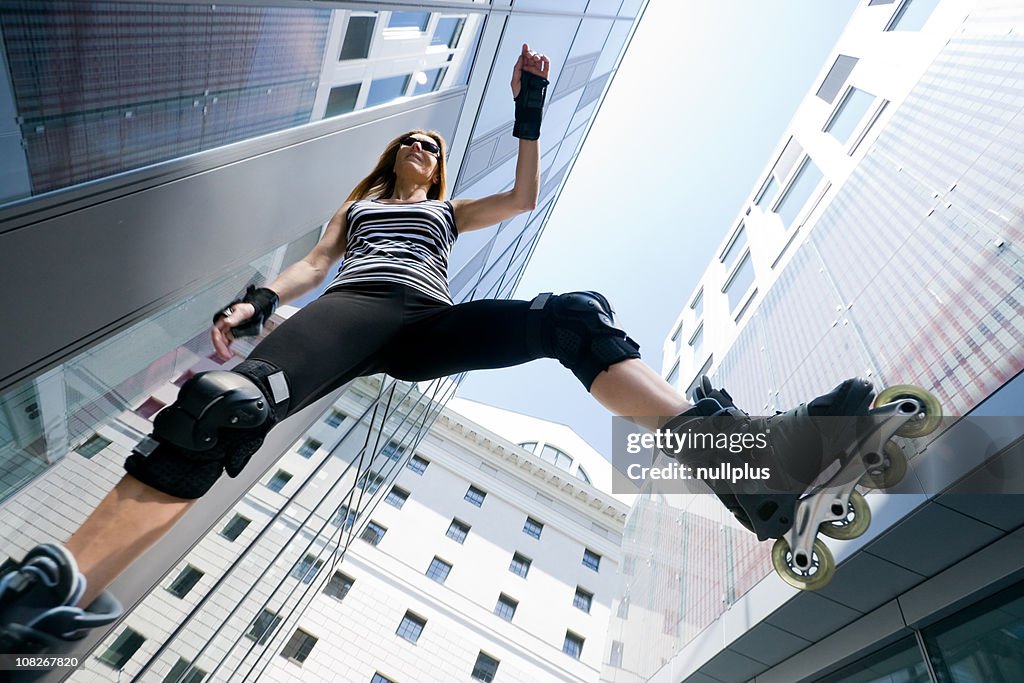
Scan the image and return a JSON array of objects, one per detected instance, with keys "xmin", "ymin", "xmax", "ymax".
[
  {"xmin": 451, "ymin": 44, "xmax": 550, "ymax": 233},
  {"xmin": 210, "ymin": 202, "xmax": 351, "ymax": 359}
]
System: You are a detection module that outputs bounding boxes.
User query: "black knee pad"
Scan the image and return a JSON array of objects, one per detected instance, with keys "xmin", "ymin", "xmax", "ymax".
[
  {"xmin": 123, "ymin": 359, "xmax": 290, "ymax": 499},
  {"xmin": 526, "ymin": 291, "xmax": 641, "ymax": 390}
]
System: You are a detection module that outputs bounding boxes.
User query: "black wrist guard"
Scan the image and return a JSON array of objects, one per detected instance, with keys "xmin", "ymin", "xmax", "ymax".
[
  {"xmin": 213, "ymin": 285, "xmax": 279, "ymax": 337},
  {"xmin": 513, "ymin": 71, "xmax": 549, "ymax": 140}
]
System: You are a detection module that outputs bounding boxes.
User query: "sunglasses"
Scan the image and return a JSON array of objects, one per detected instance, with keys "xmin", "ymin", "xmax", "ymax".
[{"xmin": 400, "ymin": 136, "xmax": 441, "ymax": 157}]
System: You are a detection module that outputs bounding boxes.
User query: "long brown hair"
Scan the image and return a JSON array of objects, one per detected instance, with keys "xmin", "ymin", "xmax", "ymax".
[{"xmin": 346, "ymin": 130, "xmax": 448, "ymax": 202}]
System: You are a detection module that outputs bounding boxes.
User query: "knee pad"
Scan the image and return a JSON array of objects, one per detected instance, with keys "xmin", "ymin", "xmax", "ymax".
[
  {"xmin": 526, "ymin": 291, "xmax": 641, "ymax": 390},
  {"xmin": 124, "ymin": 359, "xmax": 290, "ymax": 499}
]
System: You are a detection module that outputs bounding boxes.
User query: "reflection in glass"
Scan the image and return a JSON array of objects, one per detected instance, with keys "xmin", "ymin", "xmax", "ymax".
[
  {"xmin": 816, "ymin": 637, "xmax": 929, "ymax": 683},
  {"xmin": 924, "ymin": 580, "xmax": 1024, "ymax": 683},
  {"xmin": 0, "ymin": 227, "xmax": 319, "ymax": 505},
  {"xmin": 0, "ymin": 3, "xmax": 484, "ymax": 206},
  {"xmin": 339, "ymin": 14, "xmax": 376, "ymax": 60}
]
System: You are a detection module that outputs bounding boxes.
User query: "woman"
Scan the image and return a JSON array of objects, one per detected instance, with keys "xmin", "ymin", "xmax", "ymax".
[{"xmin": 1, "ymin": 45, "xmax": 877, "ymax": 652}]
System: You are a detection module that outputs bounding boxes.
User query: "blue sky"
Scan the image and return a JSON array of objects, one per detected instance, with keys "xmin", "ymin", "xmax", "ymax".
[{"xmin": 456, "ymin": 0, "xmax": 861, "ymax": 456}]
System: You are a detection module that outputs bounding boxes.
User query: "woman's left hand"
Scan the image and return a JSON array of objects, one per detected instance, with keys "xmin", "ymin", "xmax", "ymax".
[{"xmin": 511, "ymin": 43, "xmax": 550, "ymax": 98}]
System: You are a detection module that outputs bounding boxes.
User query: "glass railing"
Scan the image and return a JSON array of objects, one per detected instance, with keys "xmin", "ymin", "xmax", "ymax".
[{"xmin": 0, "ymin": 227, "xmax": 319, "ymax": 505}]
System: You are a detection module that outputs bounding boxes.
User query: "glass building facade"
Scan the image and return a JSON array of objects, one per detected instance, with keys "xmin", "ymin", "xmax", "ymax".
[
  {"xmin": 609, "ymin": 0, "xmax": 1024, "ymax": 681},
  {"xmin": 0, "ymin": 1, "xmax": 647, "ymax": 680}
]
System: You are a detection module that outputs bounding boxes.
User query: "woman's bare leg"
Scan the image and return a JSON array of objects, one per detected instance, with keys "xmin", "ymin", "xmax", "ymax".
[
  {"xmin": 589, "ymin": 358, "xmax": 691, "ymax": 431},
  {"xmin": 65, "ymin": 475, "xmax": 194, "ymax": 607}
]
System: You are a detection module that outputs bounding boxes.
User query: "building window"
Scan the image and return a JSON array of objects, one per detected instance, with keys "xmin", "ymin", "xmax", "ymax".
[
  {"xmin": 366, "ymin": 74, "xmax": 411, "ymax": 108},
  {"xmin": 724, "ymin": 254, "xmax": 756, "ymax": 316},
  {"xmin": 523, "ymin": 517, "xmax": 544, "ymax": 539},
  {"xmin": 509, "ymin": 552, "xmax": 532, "ymax": 578},
  {"xmin": 332, "ymin": 505, "xmax": 359, "ymax": 530},
  {"xmin": 582, "ymin": 549, "xmax": 601, "ymax": 572},
  {"xmin": 690, "ymin": 325, "xmax": 705, "ymax": 362},
  {"xmin": 886, "ymin": 0, "xmax": 940, "ymax": 31},
  {"xmin": 382, "ymin": 440, "xmax": 405, "ymax": 461},
  {"xmin": 297, "ymin": 439, "xmax": 321, "ymax": 458},
  {"xmin": 494, "ymin": 593, "xmax": 518, "ymax": 621},
  {"xmin": 471, "ymin": 652, "xmax": 500, "ymax": 682},
  {"xmin": 75, "ymin": 434, "xmax": 110, "ymax": 459},
  {"xmin": 325, "ymin": 410, "xmax": 346, "ymax": 428},
  {"xmin": 576, "ymin": 466, "xmax": 592, "ymax": 485},
  {"xmin": 396, "ymin": 611, "xmax": 427, "ymax": 643},
  {"xmin": 447, "ymin": 519, "xmax": 471, "ymax": 544},
  {"xmin": 325, "ymin": 83, "xmax": 360, "ymax": 118},
  {"xmin": 167, "ymin": 565, "xmax": 204, "ymax": 598},
  {"xmin": 97, "ymin": 628, "xmax": 146, "ymax": 669},
  {"xmin": 388, "ymin": 11, "xmax": 429, "ymax": 31},
  {"xmin": 339, "ymin": 14, "xmax": 376, "ymax": 60},
  {"xmin": 357, "ymin": 470, "xmax": 385, "ymax": 494},
  {"xmin": 540, "ymin": 444, "xmax": 573, "ymax": 470},
  {"xmin": 361, "ymin": 521, "xmax": 387, "ymax": 546},
  {"xmin": 247, "ymin": 609, "xmax": 281, "ymax": 645},
  {"xmin": 412, "ymin": 67, "xmax": 446, "ymax": 97},
  {"xmin": 518, "ymin": 441, "xmax": 538, "ymax": 453},
  {"xmin": 407, "ymin": 455, "xmax": 429, "ymax": 474},
  {"xmin": 720, "ymin": 224, "xmax": 747, "ymax": 274},
  {"xmin": 220, "ymin": 514, "xmax": 251, "ymax": 542},
  {"xmin": 290, "ymin": 553, "xmax": 324, "ymax": 584},
  {"xmin": 323, "ymin": 571, "xmax": 355, "ymax": 601},
  {"xmin": 385, "ymin": 486, "xmax": 409, "ymax": 509},
  {"xmin": 690, "ymin": 290, "xmax": 704, "ymax": 321},
  {"xmin": 280, "ymin": 629, "xmax": 317, "ymax": 664},
  {"xmin": 563, "ymin": 631, "xmax": 585, "ymax": 659},
  {"xmin": 426, "ymin": 556, "xmax": 452, "ymax": 583},
  {"xmin": 755, "ymin": 175, "xmax": 779, "ymax": 208},
  {"xmin": 824, "ymin": 87, "xmax": 876, "ymax": 146},
  {"xmin": 573, "ymin": 586, "xmax": 593, "ymax": 613},
  {"xmin": 371, "ymin": 674, "xmax": 396, "ymax": 683},
  {"xmin": 665, "ymin": 361, "xmax": 680, "ymax": 389},
  {"xmin": 609, "ymin": 641, "xmax": 624, "ymax": 668},
  {"xmin": 432, "ymin": 16, "xmax": 465, "ymax": 47},
  {"xmin": 163, "ymin": 658, "xmax": 205, "ymax": 683},
  {"xmin": 774, "ymin": 157, "xmax": 824, "ymax": 229},
  {"xmin": 267, "ymin": 470, "xmax": 292, "ymax": 493},
  {"xmin": 464, "ymin": 485, "xmax": 487, "ymax": 507},
  {"xmin": 135, "ymin": 397, "xmax": 166, "ymax": 420}
]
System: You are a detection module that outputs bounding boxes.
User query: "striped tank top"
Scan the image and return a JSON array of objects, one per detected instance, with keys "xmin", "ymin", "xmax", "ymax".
[{"xmin": 325, "ymin": 198, "xmax": 459, "ymax": 304}]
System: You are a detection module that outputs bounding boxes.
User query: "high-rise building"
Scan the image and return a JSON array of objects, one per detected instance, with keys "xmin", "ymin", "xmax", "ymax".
[
  {"xmin": 0, "ymin": 1, "xmax": 648, "ymax": 679},
  {"xmin": 609, "ymin": 1, "xmax": 1024, "ymax": 681}
]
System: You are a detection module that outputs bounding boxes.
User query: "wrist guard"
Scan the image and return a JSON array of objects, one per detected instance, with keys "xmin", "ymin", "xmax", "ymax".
[
  {"xmin": 213, "ymin": 285, "xmax": 279, "ymax": 337},
  {"xmin": 513, "ymin": 71, "xmax": 549, "ymax": 140}
]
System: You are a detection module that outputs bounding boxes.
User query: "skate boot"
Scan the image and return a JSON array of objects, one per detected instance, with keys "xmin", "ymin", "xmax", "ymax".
[
  {"xmin": 0, "ymin": 543, "xmax": 123, "ymax": 667},
  {"xmin": 663, "ymin": 376, "xmax": 941, "ymax": 590}
]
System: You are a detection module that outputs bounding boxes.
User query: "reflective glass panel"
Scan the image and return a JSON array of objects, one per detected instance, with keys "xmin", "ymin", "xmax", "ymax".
[{"xmin": 0, "ymin": 3, "xmax": 484, "ymax": 206}]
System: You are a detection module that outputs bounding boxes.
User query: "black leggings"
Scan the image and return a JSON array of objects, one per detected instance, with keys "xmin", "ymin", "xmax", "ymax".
[{"xmin": 249, "ymin": 282, "xmax": 546, "ymax": 418}]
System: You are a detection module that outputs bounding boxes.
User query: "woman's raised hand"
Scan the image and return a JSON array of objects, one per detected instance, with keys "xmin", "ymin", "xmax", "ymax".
[{"xmin": 511, "ymin": 43, "xmax": 550, "ymax": 98}]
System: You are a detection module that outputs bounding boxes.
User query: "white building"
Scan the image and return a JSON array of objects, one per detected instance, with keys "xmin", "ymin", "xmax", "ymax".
[{"xmin": 64, "ymin": 376, "xmax": 628, "ymax": 682}]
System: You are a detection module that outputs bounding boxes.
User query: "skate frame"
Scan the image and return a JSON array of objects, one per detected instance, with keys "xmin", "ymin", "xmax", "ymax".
[{"xmin": 786, "ymin": 397, "xmax": 927, "ymax": 573}]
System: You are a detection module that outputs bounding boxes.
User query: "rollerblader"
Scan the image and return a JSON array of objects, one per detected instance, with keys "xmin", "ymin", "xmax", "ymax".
[{"xmin": 1, "ymin": 41, "xmax": 942, "ymax": 667}]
